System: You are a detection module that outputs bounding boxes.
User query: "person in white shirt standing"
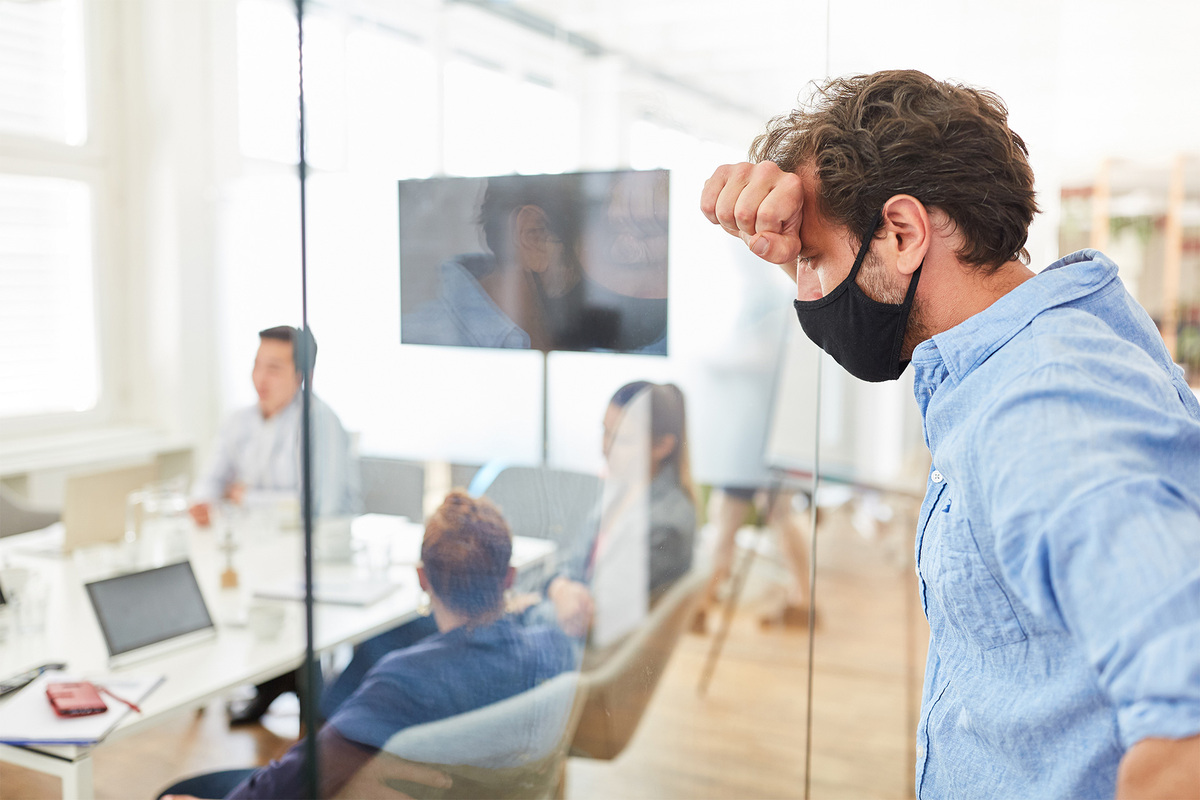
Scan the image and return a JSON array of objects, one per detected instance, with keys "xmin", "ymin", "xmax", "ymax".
[{"xmin": 189, "ymin": 325, "xmax": 359, "ymax": 527}]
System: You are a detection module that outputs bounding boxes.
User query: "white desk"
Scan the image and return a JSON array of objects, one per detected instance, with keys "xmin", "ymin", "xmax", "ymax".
[{"xmin": 0, "ymin": 516, "xmax": 556, "ymax": 799}]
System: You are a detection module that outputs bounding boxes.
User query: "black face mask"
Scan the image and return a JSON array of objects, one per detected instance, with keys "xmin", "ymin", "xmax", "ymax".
[{"xmin": 792, "ymin": 213, "xmax": 921, "ymax": 383}]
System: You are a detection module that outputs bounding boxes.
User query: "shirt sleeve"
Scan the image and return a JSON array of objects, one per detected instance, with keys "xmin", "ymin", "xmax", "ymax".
[
  {"xmin": 327, "ymin": 656, "xmax": 432, "ymax": 750},
  {"xmin": 224, "ymin": 724, "xmax": 376, "ymax": 799},
  {"xmin": 975, "ymin": 360, "xmax": 1200, "ymax": 748},
  {"xmin": 192, "ymin": 412, "xmax": 243, "ymax": 504}
]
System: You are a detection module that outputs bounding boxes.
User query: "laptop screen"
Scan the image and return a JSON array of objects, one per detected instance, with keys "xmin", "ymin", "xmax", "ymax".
[{"xmin": 85, "ymin": 561, "xmax": 214, "ymax": 657}]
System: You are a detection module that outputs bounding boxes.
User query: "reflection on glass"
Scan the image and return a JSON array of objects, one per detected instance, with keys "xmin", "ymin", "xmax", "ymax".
[{"xmin": 399, "ymin": 170, "xmax": 670, "ymax": 354}]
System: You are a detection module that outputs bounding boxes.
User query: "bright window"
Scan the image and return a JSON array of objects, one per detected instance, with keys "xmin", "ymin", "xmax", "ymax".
[
  {"xmin": 0, "ymin": 175, "xmax": 97, "ymax": 417},
  {"xmin": 443, "ymin": 59, "xmax": 580, "ymax": 176},
  {"xmin": 0, "ymin": 0, "xmax": 99, "ymax": 422},
  {"xmin": 345, "ymin": 28, "xmax": 438, "ymax": 178},
  {"xmin": 236, "ymin": 0, "xmax": 300, "ymax": 164},
  {"xmin": 0, "ymin": 0, "xmax": 86, "ymax": 145}
]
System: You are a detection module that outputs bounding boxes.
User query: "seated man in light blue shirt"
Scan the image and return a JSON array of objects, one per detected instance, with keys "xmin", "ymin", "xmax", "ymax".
[
  {"xmin": 189, "ymin": 325, "xmax": 359, "ymax": 527},
  {"xmin": 189, "ymin": 325, "xmax": 360, "ymax": 726},
  {"xmin": 703, "ymin": 71, "xmax": 1200, "ymax": 798}
]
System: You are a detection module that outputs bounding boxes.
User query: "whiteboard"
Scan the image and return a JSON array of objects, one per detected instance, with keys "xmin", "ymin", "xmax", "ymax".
[{"xmin": 763, "ymin": 324, "xmax": 928, "ymax": 494}]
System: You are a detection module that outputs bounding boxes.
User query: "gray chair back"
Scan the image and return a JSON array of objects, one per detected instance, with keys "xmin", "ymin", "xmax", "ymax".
[
  {"xmin": 334, "ymin": 671, "xmax": 588, "ymax": 800},
  {"xmin": 473, "ymin": 464, "xmax": 602, "ymax": 548},
  {"xmin": 0, "ymin": 485, "xmax": 60, "ymax": 539},
  {"xmin": 360, "ymin": 458, "xmax": 425, "ymax": 520}
]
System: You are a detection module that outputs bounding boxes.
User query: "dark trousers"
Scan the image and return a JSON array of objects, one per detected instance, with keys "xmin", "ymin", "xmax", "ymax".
[{"xmin": 158, "ymin": 768, "xmax": 256, "ymax": 799}]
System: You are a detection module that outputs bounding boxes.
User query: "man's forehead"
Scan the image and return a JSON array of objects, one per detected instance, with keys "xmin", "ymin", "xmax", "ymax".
[{"xmin": 256, "ymin": 339, "xmax": 294, "ymax": 361}]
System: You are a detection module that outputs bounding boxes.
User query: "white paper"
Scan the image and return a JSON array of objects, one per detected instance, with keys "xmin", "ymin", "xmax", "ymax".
[{"xmin": 0, "ymin": 671, "xmax": 163, "ymax": 746}]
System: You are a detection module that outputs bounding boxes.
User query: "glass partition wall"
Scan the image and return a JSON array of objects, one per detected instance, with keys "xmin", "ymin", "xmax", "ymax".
[
  {"xmin": 280, "ymin": 1, "xmax": 1200, "ymax": 796},
  {"xmin": 280, "ymin": 2, "xmax": 1196, "ymax": 799},
  {"xmin": 290, "ymin": 1, "xmax": 930, "ymax": 797}
]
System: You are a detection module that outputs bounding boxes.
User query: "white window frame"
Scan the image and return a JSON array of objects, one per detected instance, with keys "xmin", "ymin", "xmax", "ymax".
[{"xmin": 0, "ymin": 1, "xmax": 124, "ymax": 437}]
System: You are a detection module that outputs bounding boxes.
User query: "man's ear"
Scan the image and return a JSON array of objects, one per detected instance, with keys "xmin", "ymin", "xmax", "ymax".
[
  {"xmin": 513, "ymin": 205, "xmax": 555, "ymax": 273},
  {"xmin": 880, "ymin": 195, "xmax": 931, "ymax": 277},
  {"xmin": 504, "ymin": 566, "xmax": 516, "ymax": 591},
  {"xmin": 417, "ymin": 566, "xmax": 430, "ymax": 594}
]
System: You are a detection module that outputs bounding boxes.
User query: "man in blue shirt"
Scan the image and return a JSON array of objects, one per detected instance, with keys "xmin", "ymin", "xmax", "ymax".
[
  {"xmin": 702, "ymin": 70, "xmax": 1200, "ymax": 798},
  {"xmin": 162, "ymin": 491, "xmax": 575, "ymax": 800}
]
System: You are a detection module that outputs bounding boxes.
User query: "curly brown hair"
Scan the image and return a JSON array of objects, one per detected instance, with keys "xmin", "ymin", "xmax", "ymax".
[
  {"xmin": 421, "ymin": 490, "xmax": 512, "ymax": 619},
  {"xmin": 750, "ymin": 70, "xmax": 1039, "ymax": 270}
]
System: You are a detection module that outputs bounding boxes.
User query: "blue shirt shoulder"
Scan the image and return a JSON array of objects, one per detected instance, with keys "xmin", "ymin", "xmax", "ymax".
[
  {"xmin": 908, "ymin": 250, "xmax": 1200, "ymax": 798},
  {"xmin": 330, "ymin": 618, "xmax": 575, "ymax": 749}
]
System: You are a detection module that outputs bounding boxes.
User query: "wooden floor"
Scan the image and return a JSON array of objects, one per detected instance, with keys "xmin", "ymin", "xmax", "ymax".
[
  {"xmin": 0, "ymin": 520, "xmax": 928, "ymax": 800},
  {"xmin": 568, "ymin": 519, "xmax": 928, "ymax": 800}
]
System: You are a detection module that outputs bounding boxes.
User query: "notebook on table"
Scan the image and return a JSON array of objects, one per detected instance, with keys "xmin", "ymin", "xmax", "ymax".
[
  {"xmin": 0, "ymin": 670, "xmax": 163, "ymax": 746},
  {"xmin": 84, "ymin": 561, "xmax": 217, "ymax": 667}
]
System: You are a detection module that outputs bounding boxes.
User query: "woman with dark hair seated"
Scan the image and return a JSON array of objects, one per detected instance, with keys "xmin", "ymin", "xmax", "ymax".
[
  {"xmin": 529, "ymin": 380, "xmax": 697, "ymax": 641},
  {"xmin": 321, "ymin": 380, "xmax": 696, "ymax": 716},
  {"xmin": 161, "ymin": 491, "xmax": 574, "ymax": 800}
]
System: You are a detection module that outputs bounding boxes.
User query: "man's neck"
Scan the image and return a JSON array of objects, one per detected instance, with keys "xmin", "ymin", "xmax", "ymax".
[
  {"xmin": 259, "ymin": 392, "xmax": 299, "ymax": 421},
  {"xmin": 922, "ymin": 257, "xmax": 1035, "ymax": 340},
  {"xmin": 431, "ymin": 599, "xmax": 503, "ymax": 634}
]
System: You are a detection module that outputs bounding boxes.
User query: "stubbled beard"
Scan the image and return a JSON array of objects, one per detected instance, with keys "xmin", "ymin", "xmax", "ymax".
[{"xmin": 858, "ymin": 252, "xmax": 931, "ymax": 360}]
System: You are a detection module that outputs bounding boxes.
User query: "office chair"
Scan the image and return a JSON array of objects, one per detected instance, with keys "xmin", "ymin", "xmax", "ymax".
[
  {"xmin": 333, "ymin": 671, "xmax": 587, "ymax": 800},
  {"xmin": 468, "ymin": 462, "xmax": 602, "ymax": 547},
  {"xmin": 570, "ymin": 568, "xmax": 707, "ymax": 761},
  {"xmin": 359, "ymin": 457, "xmax": 426, "ymax": 520},
  {"xmin": 0, "ymin": 484, "xmax": 60, "ymax": 539}
]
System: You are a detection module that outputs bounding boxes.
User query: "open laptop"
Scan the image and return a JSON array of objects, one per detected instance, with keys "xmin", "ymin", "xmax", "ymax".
[
  {"xmin": 61, "ymin": 463, "xmax": 158, "ymax": 552},
  {"xmin": 84, "ymin": 561, "xmax": 216, "ymax": 667}
]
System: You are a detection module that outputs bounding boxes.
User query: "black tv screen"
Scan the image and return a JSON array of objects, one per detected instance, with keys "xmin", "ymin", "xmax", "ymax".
[{"xmin": 399, "ymin": 169, "xmax": 669, "ymax": 355}]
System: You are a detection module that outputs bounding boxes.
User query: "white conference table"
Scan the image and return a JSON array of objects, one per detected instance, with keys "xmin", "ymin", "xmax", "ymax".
[{"xmin": 0, "ymin": 515, "xmax": 556, "ymax": 799}]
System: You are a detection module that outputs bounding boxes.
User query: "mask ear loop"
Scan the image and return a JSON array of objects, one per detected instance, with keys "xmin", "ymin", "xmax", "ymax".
[{"xmin": 845, "ymin": 210, "xmax": 885, "ymax": 284}]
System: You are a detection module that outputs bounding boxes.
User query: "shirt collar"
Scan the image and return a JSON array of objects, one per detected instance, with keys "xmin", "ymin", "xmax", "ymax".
[
  {"xmin": 910, "ymin": 249, "xmax": 1119, "ymax": 386},
  {"xmin": 439, "ymin": 255, "xmax": 531, "ymax": 348},
  {"xmin": 258, "ymin": 389, "xmax": 302, "ymax": 424}
]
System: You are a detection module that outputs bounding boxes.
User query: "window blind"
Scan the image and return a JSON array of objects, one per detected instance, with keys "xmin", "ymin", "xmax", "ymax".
[
  {"xmin": 0, "ymin": 174, "xmax": 98, "ymax": 417},
  {"xmin": 0, "ymin": 0, "xmax": 86, "ymax": 145}
]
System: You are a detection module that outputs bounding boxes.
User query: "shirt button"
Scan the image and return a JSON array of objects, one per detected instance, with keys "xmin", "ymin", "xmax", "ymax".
[
  {"xmin": 916, "ymin": 744, "xmax": 925, "ymax": 760},
  {"xmin": 931, "ymin": 470, "xmax": 944, "ymax": 483}
]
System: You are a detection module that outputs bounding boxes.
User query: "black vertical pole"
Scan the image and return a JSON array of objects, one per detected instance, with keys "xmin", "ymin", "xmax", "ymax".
[{"xmin": 294, "ymin": 1, "xmax": 320, "ymax": 797}]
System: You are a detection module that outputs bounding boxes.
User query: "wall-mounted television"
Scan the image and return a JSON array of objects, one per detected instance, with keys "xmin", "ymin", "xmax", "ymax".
[{"xmin": 399, "ymin": 169, "xmax": 669, "ymax": 355}]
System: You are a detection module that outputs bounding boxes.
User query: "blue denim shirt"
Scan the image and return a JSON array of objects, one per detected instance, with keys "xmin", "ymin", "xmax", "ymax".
[
  {"xmin": 402, "ymin": 254, "xmax": 532, "ymax": 349},
  {"xmin": 908, "ymin": 249, "xmax": 1200, "ymax": 798}
]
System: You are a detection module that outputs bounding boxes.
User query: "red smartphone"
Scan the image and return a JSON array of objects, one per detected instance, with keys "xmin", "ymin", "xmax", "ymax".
[{"xmin": 46, "ymin": 682, "xmax": 108, "ymax": 717}]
